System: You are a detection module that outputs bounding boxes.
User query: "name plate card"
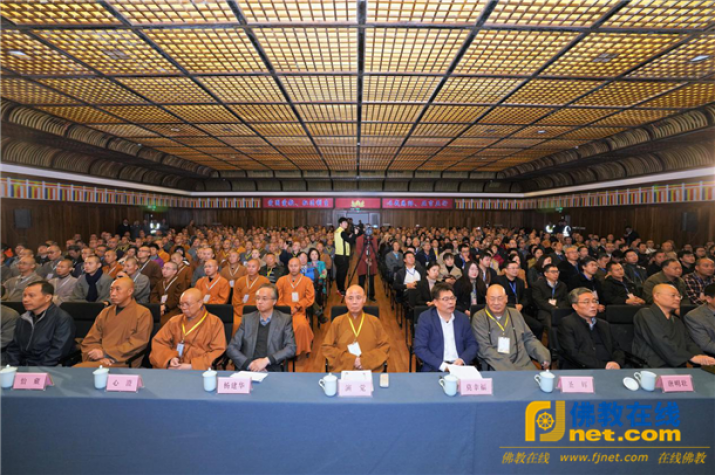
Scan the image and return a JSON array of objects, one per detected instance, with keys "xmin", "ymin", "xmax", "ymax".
[
  {"xmin": 557, "ymin": 376, "xmax": 594, "ymax": 393},
  {"xmin": 12, "ymin": 372, "xmax": 53, "ymax": 391},
  {"xmin": 338, "ymin": 379, "xmax": 373, "ymax": 397},
  {"xmin": 656, "ymin": 375, "xmax": 694, "ymax": 393},
  {"xmin": 106, "ymin": 375, "xmax": 143, "ymax": 393},
  {"xmin": 218, "ymin": 377, "xmax": 251, "ymax": 394},
  {"xmin": 459, "ymin": 378, "xmax": 492, "ymax": 396}
]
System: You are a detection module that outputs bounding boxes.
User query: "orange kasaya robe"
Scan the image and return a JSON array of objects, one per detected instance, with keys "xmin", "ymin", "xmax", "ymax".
[
  {"xmin": 149, "ymin": 311, "xmax": 226, "ymax": 370},
  {"xmin": 231, "ymin": 274, "xmax": 270, "ymax": 334},
  {"xmin": 195, "ymin": 275, "xmax": 230, "ymax": 305},
  {"xmin": 276, "ymin": 274, "xmax": 315, "ymax": 356}
]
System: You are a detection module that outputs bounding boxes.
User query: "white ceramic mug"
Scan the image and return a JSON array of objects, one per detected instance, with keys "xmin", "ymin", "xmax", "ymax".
[
  {"xmin": 0, "ymin": 365, "xmax": 17, "ymax": 389},
  {"xmin": 93, "ymin": 365, "xmax": 109, "ymax": 390},
  {"xmin": 534, "ymin": 371, "xmax": 555, "ymax": 393},
  {"xmin": 634, "ymin": 371, "xmax": 657, "ymax": 391},
  {"xmin": 203, "ymin": 369, "xmax": 217, "ymax": 392},
  {"xmin": 319, "ymin": 373, "xmax": 337, "ymax": 397},
  {"xmin": 439, "ymin": 374, "xmax": 458, "ymax": 396}
]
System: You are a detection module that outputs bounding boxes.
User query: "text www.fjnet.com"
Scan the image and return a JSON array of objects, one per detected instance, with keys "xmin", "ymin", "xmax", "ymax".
[{"xmin": 560, "ymin": 453, "xmax": 648, "ymax": 463}]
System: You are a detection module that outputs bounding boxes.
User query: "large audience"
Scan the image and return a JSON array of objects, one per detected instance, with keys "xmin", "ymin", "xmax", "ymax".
[{"xmin": 1, "ymin": 220, "xmax": 714, "ymax": 372}]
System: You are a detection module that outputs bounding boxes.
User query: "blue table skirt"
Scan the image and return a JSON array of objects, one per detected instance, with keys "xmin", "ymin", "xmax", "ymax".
[{"xmin": 2, "ymin": 367, "xmax": 714, "ymax": 475}]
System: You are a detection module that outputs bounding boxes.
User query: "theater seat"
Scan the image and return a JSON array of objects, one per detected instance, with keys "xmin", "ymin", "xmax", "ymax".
[{"xmin": 605, "ymin": 305, "xmax": 648, "ymax": 368}]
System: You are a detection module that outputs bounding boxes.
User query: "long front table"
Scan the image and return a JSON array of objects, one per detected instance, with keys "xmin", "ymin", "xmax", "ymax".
[{"xmin": 2, "ymin": 368, "xmax": 715, "ymax": 475}]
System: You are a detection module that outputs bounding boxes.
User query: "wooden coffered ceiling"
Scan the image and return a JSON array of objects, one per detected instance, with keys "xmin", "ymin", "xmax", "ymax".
[{"xmin": 1, "ymin": 0, "xmax": 714, "ymax": 181}]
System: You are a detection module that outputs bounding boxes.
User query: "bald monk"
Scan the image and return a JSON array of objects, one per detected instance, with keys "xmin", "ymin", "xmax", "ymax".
[
  {"xmin": 276, "ymin": 258, "xmax": 315, "ymax": 356},
  {"xmin": 231, "ymin": 259, "xmax": 269, "ymax": 334},
  {"xmin": 322, "ymin": 285, "xmax": 390, "ymax": 372},
  {"xmin": 102, "ymin": 250, "xmax": 123, "ymax": 279},
  {"xmin": 149, "ymin": 288, "xmax": 226, "ymax": 370},
  {"xmin": 195, "ymin": 259, "xmax": 230, "ymax": 304},
  {"xmin": 171, "ymin": 252, "xmax": 192, "ymax": 289},
  {"xmin": 77, "ymin": 277, "xmax": 152, "ymax": 368},
  {"xmin": 150, "ymin": 261, "xmax": 186, "ymax": 326},
  {"xmin": 219, "ymin": 250, "xmax": 247, "ymax": 288}
]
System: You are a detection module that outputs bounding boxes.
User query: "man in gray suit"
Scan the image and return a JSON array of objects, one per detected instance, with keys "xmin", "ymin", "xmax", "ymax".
[
  {"xmin": 684, "ymin": 283, "xmax": 715, "ymax": 356},
  {"xmin": 472, "ymin": 284, "xmax": 551, "ymax": 371},
  {"xmin": 227, "ymin": 283, "xmax": 296, "ymax": 372}
]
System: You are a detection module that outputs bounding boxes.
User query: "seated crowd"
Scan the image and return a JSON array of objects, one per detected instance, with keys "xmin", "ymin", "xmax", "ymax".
[{"xmin": 1, "ymin": 221, "xmax": 714, "ymax": 373}]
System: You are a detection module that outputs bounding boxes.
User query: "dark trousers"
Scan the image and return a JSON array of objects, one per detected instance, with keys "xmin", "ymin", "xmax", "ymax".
[
  {"xmin": 358, "ymin": 274, "xmax": 375, "ymax": 299},
  {"xmin": 335, "ymin": 255, "xmax": 350, "ymax": 293}
]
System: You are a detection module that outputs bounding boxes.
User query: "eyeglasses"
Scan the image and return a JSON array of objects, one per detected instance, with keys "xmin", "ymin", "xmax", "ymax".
[
  {"xmin": 255, "ymin": 296, "xmax": 275, "ymax": 302},
  {"xmin": 577, "ymin": 300, "xmax": 599, "ymax": 305},
  {"xmin": 438, "ymin": 296, "xmax": 457, "ymax": 302},
  {"xmin": 661, "ymin": 294, "xmax": 683, "ymax": 299},
  {"xmin": 487, "ymin": 296, "xmax": 506, "ymax": 302}
]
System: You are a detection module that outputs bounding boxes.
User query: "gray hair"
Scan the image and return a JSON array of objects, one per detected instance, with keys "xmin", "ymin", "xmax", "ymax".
[
  {"xmin": 258, "ymin": 283, "xmax": 278, "ymax": 300},
  {"xmin": 569, "ymin": 287, "xmax": 593, "ymax": 304}
]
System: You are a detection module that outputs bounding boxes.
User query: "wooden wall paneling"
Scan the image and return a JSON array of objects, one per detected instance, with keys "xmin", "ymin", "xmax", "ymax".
[{"xmin": 3, "ymin": 199, "xmax": 712, "ymax": 250}]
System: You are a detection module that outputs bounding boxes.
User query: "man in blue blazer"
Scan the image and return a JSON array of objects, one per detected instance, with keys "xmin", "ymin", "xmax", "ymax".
[{"xmin": 414, "ymin": 283, "xmax": 478, "ymax": 372}]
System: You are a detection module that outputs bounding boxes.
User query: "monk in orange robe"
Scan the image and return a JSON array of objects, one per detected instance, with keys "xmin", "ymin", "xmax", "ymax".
[
  {"xmin": 322, "ymin": 285, "xmax": 390, "ymax": 372},
  {"xmin": 77, "ymin": 277, "xmax": 152, "ymax": 368},
  {"xmin": 149, "ymin": 288, "xmax": 226, "ymax": 370},
  {"xmin": 231, "ymin": 259, "xmax": 269, "ymax": 334},
  {"xmin": 195, "ymin": 259, "xmax": 230, "ymax": 304},
  {"xmin": 276, "ymin": 258, "xmax": 315, "ymax": 356}
]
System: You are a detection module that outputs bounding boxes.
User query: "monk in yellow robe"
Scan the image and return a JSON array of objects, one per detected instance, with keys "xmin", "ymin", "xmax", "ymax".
[
  {"xmin": 149, "ymin": 288, "xmax": 226, "ymax": 370},
  {"xmin": 77, "ymin": 277, "xmax": 153, "ymax": 368},
  {"xmin": 231, "ymin": 259, "xmax": 269, "ymax": 334},
  {"xmin": 150, "ymin": 261, "xmax": 186, "ymax": 326},
  {"xmin": 322, "ymin": 285, "xmax": 390, "ymax": 372},
  {"xmin": 276, "ymin": 258, "xmax": 315, "ymax": 356},
  {"xmin": 195, "ymin": 259, "xmax": 230, "ymax": 304}
]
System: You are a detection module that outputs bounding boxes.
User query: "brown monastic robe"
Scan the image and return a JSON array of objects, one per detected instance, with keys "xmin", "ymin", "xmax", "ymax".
[
  {"xmin": 149, "ymin": 310, "xmax": 226, "ymax": 370},
  {"xmin": 77, "ymin": 300, "xmax": 152, "ymax": 368},
  {"xmin": 322, "ymin": 312, "xmax": 390, "ymax": 372}
]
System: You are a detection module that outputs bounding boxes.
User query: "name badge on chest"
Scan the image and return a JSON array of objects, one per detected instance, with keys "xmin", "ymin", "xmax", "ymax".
[
  {"xmin": 161, "ymin": 295, "xmax": 168, "ymax": 304},
  {"xmin": 548, "ymin": 298, "xmax": 557, "ymax": 306},
  {"xmin": 229, "ymin": 280, "xmax": 235, "ymax": 288},
  {"xmin": 292, "ymin": 292, "xmax": 300, "ymax": 302},
  {"xmin": 497, "ymin": 336, "xmax": 510, "ymax": 354},
  {"xmin": 243, "ymin": 294, "xmax": 249, "ymax": 303},
  {"xmin": 347, "ymin": 342, "xmax": 362, "ymax": 357},
  {"xmin": 177, "ymin": 343, "xmax": 184, "ymax": 357},
  {"xmin": 203, "ymin": 294, "xmax": 210, "ymax": 303}
]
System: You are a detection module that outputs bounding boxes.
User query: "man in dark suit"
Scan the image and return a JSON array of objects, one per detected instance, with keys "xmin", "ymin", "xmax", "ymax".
[
  {"xmin": 633, "ymin": 283, "xmax": 715, "ymax": 368},
  {"xmin": 531, "ymin": 264, "xmax": 569, "ymax": 336},
  {"xmin": 496, "ymin": 260, "xmax": 542, "ymax": 339},
  {"xmin": 495, "ymin": 261, "xmax": 530, "ymax": 313},
  {"xmin": 227, "ymin": 283, "xmax": 296, "ymax": 372},
  {"xmin": 557, "ymin": 288, "xmax": 624, "ymax": 370},
  {"xmin": 392, "ymin": 252, "xmax": 425, "ymax": 296},
  {"xmin": 558, "ymin": 245, "xmax": 580, "ymax": 285},
  {"xmin": 414, "ymin": 283, "xmax": 478, "ymax": 372},
  {"xmin": 415, "ymin": 241, "xmax": 437, "ymax": 268}
]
